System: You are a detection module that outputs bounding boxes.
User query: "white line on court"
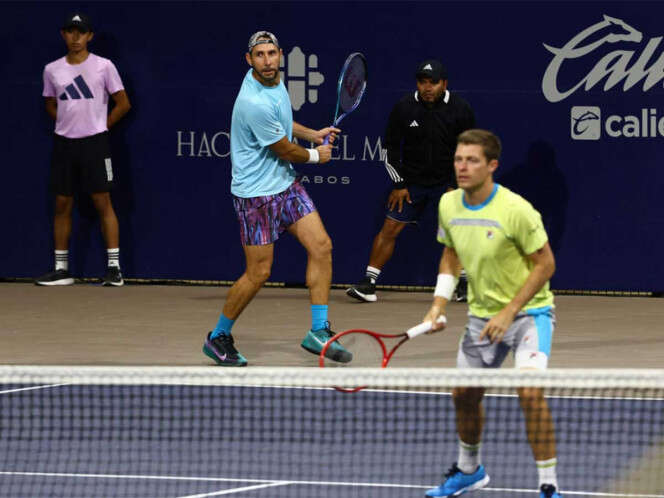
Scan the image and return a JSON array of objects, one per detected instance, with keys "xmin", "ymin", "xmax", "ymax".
[
  {"xmin": 1, "ymin": 471, "xmax": 662, "ymax": 497},
  {"xmin": 0, "ymin": 383, "xmax": 70, "ymax": 395},
  {"xmin": 0, "ymin": 472, "xmax": 275, "ymax": 483},
  {"xmin": 176, "ymin": 481, "xmax": 292, "ymax": 497}
]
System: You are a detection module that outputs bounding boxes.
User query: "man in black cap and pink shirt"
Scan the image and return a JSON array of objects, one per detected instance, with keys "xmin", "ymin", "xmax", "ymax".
[
  {"xmin": 346, "ymin": 59, "xmax": 475, "ymax": 303},
  {"xmin": 36, "ymin": 12, "xmax": 131, "ymax": 287}
]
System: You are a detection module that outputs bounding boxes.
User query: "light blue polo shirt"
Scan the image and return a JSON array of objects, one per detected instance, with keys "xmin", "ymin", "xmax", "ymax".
[{"xmin": 230, "ymin": 69, "xmax": 296, "ymax": 198}]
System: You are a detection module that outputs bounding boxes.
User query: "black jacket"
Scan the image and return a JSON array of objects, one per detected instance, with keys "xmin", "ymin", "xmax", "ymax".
[{"xmin": 384, "ymin": 90, "xmax": 475, "ymax": 188}]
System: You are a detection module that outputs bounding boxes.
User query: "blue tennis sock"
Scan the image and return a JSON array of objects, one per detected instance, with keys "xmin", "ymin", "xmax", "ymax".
[
  {"xmin": 311, "ymin": 304, "xmax": 328, "ymax": 331},
  {"xmin": 211, "ymin": 314, "xmax": 235, "ymax": 338}
]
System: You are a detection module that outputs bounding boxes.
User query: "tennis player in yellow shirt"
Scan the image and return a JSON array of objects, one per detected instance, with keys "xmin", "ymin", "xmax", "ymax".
[{"xmin": 423, "ymin": 129, "xmax": 561, "ymax": 498}]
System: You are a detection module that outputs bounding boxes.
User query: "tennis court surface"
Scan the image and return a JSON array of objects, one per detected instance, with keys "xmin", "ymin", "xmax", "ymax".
[{"xmin": 1, "ymin": 367, "xmax": 663, "ymax": 497}]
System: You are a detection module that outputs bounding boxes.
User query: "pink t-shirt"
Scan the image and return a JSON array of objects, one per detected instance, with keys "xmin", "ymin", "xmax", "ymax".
[{"xmin": 43, "ymin": 53, "xmax": 124, "ymax": 139}]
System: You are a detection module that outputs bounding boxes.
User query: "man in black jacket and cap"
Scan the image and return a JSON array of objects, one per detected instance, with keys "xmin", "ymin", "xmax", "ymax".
[{"xmin": 347, "ymin": 59, "xmax": 475, "ymax": 303}]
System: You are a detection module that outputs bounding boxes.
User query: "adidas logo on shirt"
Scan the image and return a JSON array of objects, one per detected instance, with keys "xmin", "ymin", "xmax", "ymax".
[
  {"xmin": 409, "ymin": 120, "xmax": 419, "ymax": 127},
  {"xmin": 59, "ymin": 75, "xmax": 94, "ymax": 101}
]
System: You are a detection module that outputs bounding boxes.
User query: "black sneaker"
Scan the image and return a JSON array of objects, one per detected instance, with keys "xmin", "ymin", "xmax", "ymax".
[
  {"xmin": 203, "ymin": 332, "xmax": 248, "ymax": 366},
  {"xmin": 346, "ymin": 277, "xmax": 377, "ymax": 302},
  {"xmin": 34, "ymin": 269, "xmax": 74, "ymax": 286},
  {"xmin": 102, "ymin": 267, "xmax": 124, "ymax": 287},
  {"xmin": 453, "ymin": 274, "xmax": 468, "ymax": 302}
]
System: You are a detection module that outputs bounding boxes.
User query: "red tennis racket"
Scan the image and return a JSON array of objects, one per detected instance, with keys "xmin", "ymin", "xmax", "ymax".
[{"xmin": 319, "ymin": 316, "xmax": 446, "ymax": 392}]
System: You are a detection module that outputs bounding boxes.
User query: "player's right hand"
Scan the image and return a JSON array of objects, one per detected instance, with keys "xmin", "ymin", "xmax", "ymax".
[
  {"xmin": 316, "ymin": 144, "xmax": 333, "ymax": 164},
  {"xmin": 423, "ymin": 305, "xmax": 447, "ymax": 333},
  {"xmin": 387, "ymin": 188, "xmax": 411, "ymax": 213}
]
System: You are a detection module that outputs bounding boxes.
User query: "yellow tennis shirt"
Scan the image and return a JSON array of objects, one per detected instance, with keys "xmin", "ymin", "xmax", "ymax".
[{"xmin": 437, "ymin": 184, "xmax": 554, "ymax": 317}]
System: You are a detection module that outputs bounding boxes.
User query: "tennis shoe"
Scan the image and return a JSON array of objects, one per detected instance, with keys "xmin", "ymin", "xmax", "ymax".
[
  {"xmin": 425, "ymin": 463, "xmax": 489, "ymax": 497},
  {"xmin": 102, "ymin": 266, "xmax": 124, "ymax": 287},
  {"xmin": 301, "ymin": 322, "xmax": 352, "ymax": 363},
  {"xmin": 346, "ymin": 277, "xmax": 377, "ymax": 302},
  {"xmin": 34, "ymin": 269, "xmax": 74, "ymax": 286},
  {"xmin": 540, "ymin": 484, "xmax": 562, "ymax": 497},
  {"xmin": 203, "ymin": 332, "xmax": 248, "ymax": 366}
]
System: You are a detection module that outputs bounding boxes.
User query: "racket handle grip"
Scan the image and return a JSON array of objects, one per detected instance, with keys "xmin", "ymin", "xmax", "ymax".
[
  {"xmin": 406, "ymin": 316, "xmax": 447, "ymax": 338},
  {"xmin": 322, "ymin": 122, "xmax": 336, "ymax": 145}
]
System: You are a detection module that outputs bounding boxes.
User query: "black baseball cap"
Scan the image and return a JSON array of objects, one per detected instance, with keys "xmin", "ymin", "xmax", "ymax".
[
  {"xmin": 415, "ymin": 59, "xmax": 448, "ymax": 81},
  {"xmin": 62, "ymin": 13, "xmax": 93, "ymax": 33}
]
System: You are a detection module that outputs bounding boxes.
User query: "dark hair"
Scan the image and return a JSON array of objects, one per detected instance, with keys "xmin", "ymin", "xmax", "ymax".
[{"xmin": 457, "ymin": 129, "xmax": 502, "ymax": 161}]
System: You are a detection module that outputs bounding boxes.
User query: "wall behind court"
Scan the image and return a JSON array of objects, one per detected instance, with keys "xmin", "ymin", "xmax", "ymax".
[{"xmin": 1, "ymin": 2, "xmax": 662, "ymax": 293}]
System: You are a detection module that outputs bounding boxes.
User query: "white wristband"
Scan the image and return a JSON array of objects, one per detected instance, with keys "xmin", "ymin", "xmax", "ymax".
[
  {"xmin": 306, "ymin": 148, "xmax": 320, "ymax": 163},
  {"xmin": 434, "ymin": 273, "xmax": 458, "ymax": 300}
]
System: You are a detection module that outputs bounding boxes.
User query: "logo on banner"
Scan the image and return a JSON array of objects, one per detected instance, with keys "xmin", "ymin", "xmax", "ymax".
[
  {"xmin": 176, "ymin": 131, "xmax": 385, "ymax": 184},
  {"xmin": 571, "ymin": 106, "xmax": 601, "ymax": 140},
  {"xmin": 280, "ymin": 47, "xmax": 324, "ymax": 111},
  {"xmin": 541, "ymin": 14, "xmax": 664, "ymax": 102},
  {"xmin": 569, "ymin": 107, "xmax": 664, "ymax": 139}
]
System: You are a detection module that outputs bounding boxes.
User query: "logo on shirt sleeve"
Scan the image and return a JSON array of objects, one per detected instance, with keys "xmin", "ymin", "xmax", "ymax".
[{"xmin": 59, "ymin": 75, "xmax": 94, "ymax": 100}]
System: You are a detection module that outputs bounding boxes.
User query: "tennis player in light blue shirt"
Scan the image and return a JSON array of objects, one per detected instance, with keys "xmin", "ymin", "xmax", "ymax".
[
  {"xmin": 230, "ymin": 67, "xmax": 296, "ymax": 197},
  {"xmin": 202, "ymin": 30, "xmax": 350, "ymax": 367}
]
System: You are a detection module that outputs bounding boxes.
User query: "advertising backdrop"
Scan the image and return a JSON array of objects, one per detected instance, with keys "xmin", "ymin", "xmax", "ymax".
[{"xmin": 1, "ymin": 2, "xmax": 662, "ymax": 292}]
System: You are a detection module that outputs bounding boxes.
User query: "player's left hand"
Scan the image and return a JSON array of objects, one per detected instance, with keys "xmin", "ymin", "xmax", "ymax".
[
  {"xmin": 479, "ymin": 307, "xmax": 517, "ymax": 343},
  {"xmin": 314, "ymin": 127, "xmax": 341, "ymax": 144}
]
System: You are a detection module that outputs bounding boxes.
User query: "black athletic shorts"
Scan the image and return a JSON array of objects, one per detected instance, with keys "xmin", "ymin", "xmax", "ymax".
[{"xmin": 51, "ymin": 132, "xmax": 114, "ymax": 195}]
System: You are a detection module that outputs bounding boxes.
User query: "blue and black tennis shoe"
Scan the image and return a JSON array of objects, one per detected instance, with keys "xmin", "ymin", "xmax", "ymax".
[
  {"xmin": 300, "ymin": 322, "xmax": 352, "ymax": 363},
  {"xmin": 203, "ymin": 332, "xmax": 248, "ymax": 366},
  {"xmin": 425, "ymin": 463, "xmax": 489, "ymax": 497}
]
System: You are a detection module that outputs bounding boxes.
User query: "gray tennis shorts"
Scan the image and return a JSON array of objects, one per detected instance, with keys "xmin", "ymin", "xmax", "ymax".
[{"xmin": 457, "ymin": 307, "xmax": 555, "ymax": 370}]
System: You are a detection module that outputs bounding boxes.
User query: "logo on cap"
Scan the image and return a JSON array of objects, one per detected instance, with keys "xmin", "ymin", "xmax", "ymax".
[
  {"xmin": 72, "ymin": 15, "xmax": 81, "ymax": 21},
  {"xmin": 422, "ymin": 63, "xmax": 433, "ymax": 70}
]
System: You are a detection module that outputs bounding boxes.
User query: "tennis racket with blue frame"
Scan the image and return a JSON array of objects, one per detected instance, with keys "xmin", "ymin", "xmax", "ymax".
[{"xmin": 323, "ymin": 52, "xmax": 368, "ymax": 144}]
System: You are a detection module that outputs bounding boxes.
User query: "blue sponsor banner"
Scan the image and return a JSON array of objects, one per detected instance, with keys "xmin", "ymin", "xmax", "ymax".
[{"xmin": 1, "ymin": 2, "xmax": 662, "ymax": 292}]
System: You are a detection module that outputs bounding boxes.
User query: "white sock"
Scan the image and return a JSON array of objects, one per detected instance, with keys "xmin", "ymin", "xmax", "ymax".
[
  {"xmin": 55, "ymin": 250, "xmax": 68, "ymax": 271},
  {"xmin": 537, "ymin": 458, "xmax": 558, "ymax": 489},
  {"xmin": 107, "ymin": 248, "xmax": 120, "ymax": 269},
  {"xmin": 458, "ymin": 439, "xmax": 481, "ymax": 474},
  {"xmin": 366, "ymin": 265, "xmax": 381, "ymax": 284}
]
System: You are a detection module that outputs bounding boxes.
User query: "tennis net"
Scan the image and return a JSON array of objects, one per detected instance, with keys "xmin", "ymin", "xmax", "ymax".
[{"xmin": 1, "ymin": 366, "xmax": 663, "ymax": 497}]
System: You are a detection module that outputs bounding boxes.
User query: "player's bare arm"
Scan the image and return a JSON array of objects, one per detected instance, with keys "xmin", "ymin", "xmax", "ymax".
[
  {"xmin": 480, "ymin": 242, "xmax": 556, "ymax": 343},
  {"xmin": 45, "ymin": 97, "xmax": 57, "ymax": 120},
  {"xmin": 268, "ymin": 136, "xmax": 333, "ymax": 164},
  {"xmin": 292, "ymin": 121, "xmax": 340, "ymax": 144},
  {"xmin": 423, "ymin": 245, "xmax": 462, "ymax": 331},
  {"xmin": 107, "ymin": 90, "xmax": 131, "ymax": 128}
]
